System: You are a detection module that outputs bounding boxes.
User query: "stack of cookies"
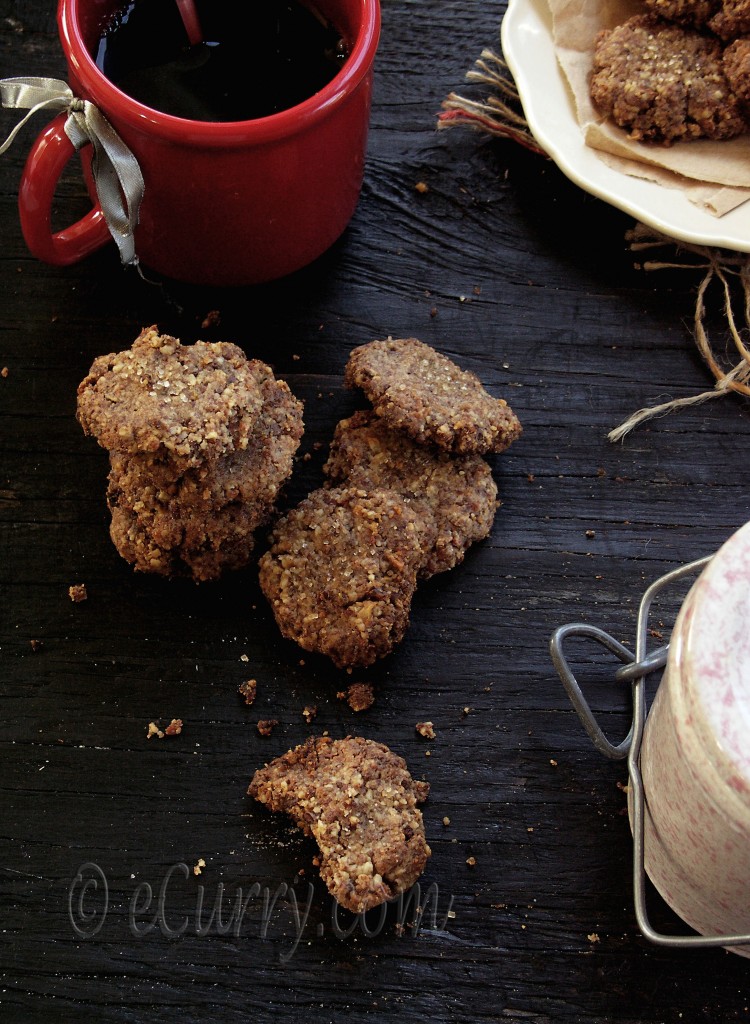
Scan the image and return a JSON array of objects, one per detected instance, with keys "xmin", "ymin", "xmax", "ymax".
[
  {"xmin": 77, "ymin": 326, "xmax": 304, "ymax": 581},
  {"xmin": 259, "ymin": 337, "xmax": 522, "ymax": 668}
]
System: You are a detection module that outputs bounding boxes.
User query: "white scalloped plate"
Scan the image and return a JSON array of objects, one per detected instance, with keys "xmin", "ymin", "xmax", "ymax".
[{"xmin": 501, "ymin": 0, "xmax": 750, "ymax": 251}]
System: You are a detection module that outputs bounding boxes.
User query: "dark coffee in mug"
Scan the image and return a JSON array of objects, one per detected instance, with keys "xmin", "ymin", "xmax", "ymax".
[{"xmin": 95, "ymin": 0, "xmax": 349, "ymax": 121}]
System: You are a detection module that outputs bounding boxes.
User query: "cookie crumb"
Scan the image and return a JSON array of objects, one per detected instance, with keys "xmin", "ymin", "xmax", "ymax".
[
  {"xmin": 164, "ymin": 718, "xmax": 183, "ymax": 736},
  {"xmin": 200, "ymin": 309, "xmax": 221, "ymax": 329},
  {"xmin": 29, "ymin": 639, "xmax": 42, "ymax": 652},
  {"xmin": 146, "ymin": 722, "xmax": 164, "ymax": 740},
  {"xmin": 193, "ymin": 857, "xmax": 206, "ymax": 876},
  {"xmin": 339, "ymin": 682, "xmax": 375, "ymax": 712},
  {"xmin": 257, "ymin": 719, "xmax": 279, "ymax": 737},
  {"xmin": 416, "ymin": 721, "xmax": 436, "ymax": 740},
  {"xmin": 68, "ymin": 584, "xmax": 88, "ymax": 603},
  {"xmin": 239, "ymin": 679, "xmax": 257, "ymax": 706},
  {"xmin": 415, "ymin": 181, "xmax": 429, "ymax": 193},
  {"xmin": 587, "ymin": 932, "xmax": 600, "ymax": 943},
  {"xmin": 1, "ymin": 367, "xmax": 8, "ymax": 378},
  {"xmin": 466, "ymin": 856, "xmax": 476, "ymax": 867},
  {"xmin": 442, "ymin": 816, "xmax": 451, "ymax": 826},
  {"xmin": 240, "ymin": 654, "xmax": 250, "ymax": 662},
  {"xmin": 550, "ymin": 758, "xmax": 558, "ymax": 766},
  {"xmin": 302, "ymin": 705, "xmax": 317, "ymax": 723}
]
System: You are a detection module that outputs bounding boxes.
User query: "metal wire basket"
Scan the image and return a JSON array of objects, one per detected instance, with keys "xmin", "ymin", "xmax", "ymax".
[{"xmin": 550, "ymin": 554, "xmax": 750, "ymax": 951}]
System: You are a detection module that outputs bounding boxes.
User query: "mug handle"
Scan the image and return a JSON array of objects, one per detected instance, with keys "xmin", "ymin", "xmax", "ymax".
[{"xmin": 18, "ymin": 111, "xmax": 112, "ymax": 266}]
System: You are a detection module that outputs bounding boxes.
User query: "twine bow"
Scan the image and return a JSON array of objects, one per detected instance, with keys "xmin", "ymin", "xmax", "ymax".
[{"xmin": 0, "ymin": 76, "xmax": 144, "ymax": 266}]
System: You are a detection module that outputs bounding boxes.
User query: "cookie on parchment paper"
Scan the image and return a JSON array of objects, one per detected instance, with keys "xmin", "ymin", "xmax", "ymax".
[
  {"xmin": 323, "ymin": 409, "xmax": 498, "ymax": 577},
  {"xmin": 344, "ymin": 337, "xmax": 521, "ymax": 456},
  {"xmin": 642, "ymin": 0, "xmax": 718, "ymax": 28},
  {"xmin": 723, "ymin": 38, "xmax": 750, "ymax": 111},
  {"xmin": 709, "ymin": 0, "xmax": 750, "ymax": 40},
  {"xmin": 248, "ymin": 735, "xmax": 430, "ymax": 913},
  {"xmin": 590, "ymin": 15, "xmax": 746, "ymax": 144}
]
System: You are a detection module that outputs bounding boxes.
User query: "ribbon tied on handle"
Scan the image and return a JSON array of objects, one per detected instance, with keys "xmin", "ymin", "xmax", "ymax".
[{"xmin": 0, "ymin": 76, "xmax": 144, "ymax": 266}]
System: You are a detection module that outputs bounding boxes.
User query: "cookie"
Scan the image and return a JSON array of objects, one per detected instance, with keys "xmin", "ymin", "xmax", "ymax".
[
  {"xmin": 323, "ymin": 410, "xmax": 498, "ymax": 577},
  {"xmin": 106, "ymin": 368, "xmax": 303, "ymax": 581},
  {"xmin": 344, "ymin": 338, "xmax": 522, "ymax": 455},
  {"xmin": 258, "ymin": 485, "xmax": 436, "ymax": 668},
  {"xmin": 709, "ymin": 0, "xmax": 750, "ymax": 39},
  {"xmin": 724, "ymin": 39, "xmax": 750, "ymax": 110},
  {"xmin": 590, "ymin": 15, "xmax": 747, "ymax": 144},
  {"xmin": 108, "ymin": 500, "xmax": 258, "ymax": 581},
  {"xmin": 248, "ymin": 736, "xmax": 430, "ymax": 913},
  {"xmin": 642, "ymin": 0, "xmax": 719, "ymax": 28},
  {"xmin": 76, "ymin": 326, "xmax": 266, "ymax": 467}
]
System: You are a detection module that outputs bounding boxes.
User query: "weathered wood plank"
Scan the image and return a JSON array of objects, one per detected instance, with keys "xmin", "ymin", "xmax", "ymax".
[{"xmin": 2, "ymin": 0, "xmax": 750, "ymax": 1021}]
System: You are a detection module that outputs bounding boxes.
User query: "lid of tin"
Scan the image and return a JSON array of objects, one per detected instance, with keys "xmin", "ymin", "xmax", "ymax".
[{"xmin": 677, "ymin": 520, "xmax": 750, "ymax": 798}]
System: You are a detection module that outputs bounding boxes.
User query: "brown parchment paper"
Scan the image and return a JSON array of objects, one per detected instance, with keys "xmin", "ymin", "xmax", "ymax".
[{"xmin": 550, "ymin": 0, "xmax": 750, "ymax": 215}]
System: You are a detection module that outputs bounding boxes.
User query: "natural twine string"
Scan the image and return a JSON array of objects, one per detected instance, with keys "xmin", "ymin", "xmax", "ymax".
[
  {"xmin": 438, "ymin": 49, "xmax": 546, "ymax": 156},
  {"xmin": 438, "ymin": 49, "xmax": 750, "ymax": 441}
]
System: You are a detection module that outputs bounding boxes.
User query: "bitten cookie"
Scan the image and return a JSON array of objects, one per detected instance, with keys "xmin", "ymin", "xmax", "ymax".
[
  {"xmin": 344, "ymin": 337, "xmax": 522, "ymax": 455},
  {"xmin": 590, "ymin": 15, "xmax": 747, "ymax": 144},
  {"xmin": 258, "ymin": 485, "xmax": 436, "ymax": 668},
  {"xmin": 323, "ymin": 410, "xmax": 498, "ymax": 577},
  {"xmin": 248, "ymin": 736, "xmax": 431, "ymax": 913},
  {"xmin": 76, "ymin": 326, "xmax": 266, "ymax": 467}
]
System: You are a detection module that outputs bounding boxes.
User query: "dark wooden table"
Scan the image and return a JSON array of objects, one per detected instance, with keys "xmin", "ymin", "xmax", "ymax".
[{"xmin": 2, "ymin": 1, "xmax": 749, "ymax": 1021}]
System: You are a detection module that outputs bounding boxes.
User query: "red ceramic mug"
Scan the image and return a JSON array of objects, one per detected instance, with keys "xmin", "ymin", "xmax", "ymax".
[{"xmin": 18, "ymin": 0, "xmax": 381, "ymax": 285}]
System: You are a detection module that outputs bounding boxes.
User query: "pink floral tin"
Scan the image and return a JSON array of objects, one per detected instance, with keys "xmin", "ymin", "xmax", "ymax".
[
  {"xmin": 552, "ymin": 519, "xmax": 750, "ymax": 954},
  {"xmin": 640, "ymin": 520, "xmax": 750, "ymax": 955}
]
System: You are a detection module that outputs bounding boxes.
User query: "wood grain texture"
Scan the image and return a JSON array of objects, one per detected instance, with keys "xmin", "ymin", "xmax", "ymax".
[{"xmin": 2, "ymin": 1, "xmax": 750, "ymax": 1022}]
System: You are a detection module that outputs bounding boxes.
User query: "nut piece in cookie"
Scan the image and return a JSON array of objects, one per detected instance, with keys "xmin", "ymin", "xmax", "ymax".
[
  {"xmin": 344, "ymin": 338, "xmax": 522, "ymax": 455},
  {"xmin": 323, "ymin": 410, "xmax": 499, "ymax": 577},
  {"xmin": 76, "ymin": 326, "xmax": 265, "ymax": 467},
  {"xmin": 248, "ymin": 736, "xmax": 430, "ymax": 913},
  {"xmin": 590, "ymin": 15, "xmax": 747, "ymax": 144},
  {"xmin": 258, "ymin": 485, "xmax": 436, "ymax": 668}
]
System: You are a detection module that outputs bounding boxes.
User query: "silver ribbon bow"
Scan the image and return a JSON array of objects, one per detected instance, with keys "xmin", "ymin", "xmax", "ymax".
[{"xmin": 0, "ymin": 76, "xmax": 144, "ymax": 266}]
